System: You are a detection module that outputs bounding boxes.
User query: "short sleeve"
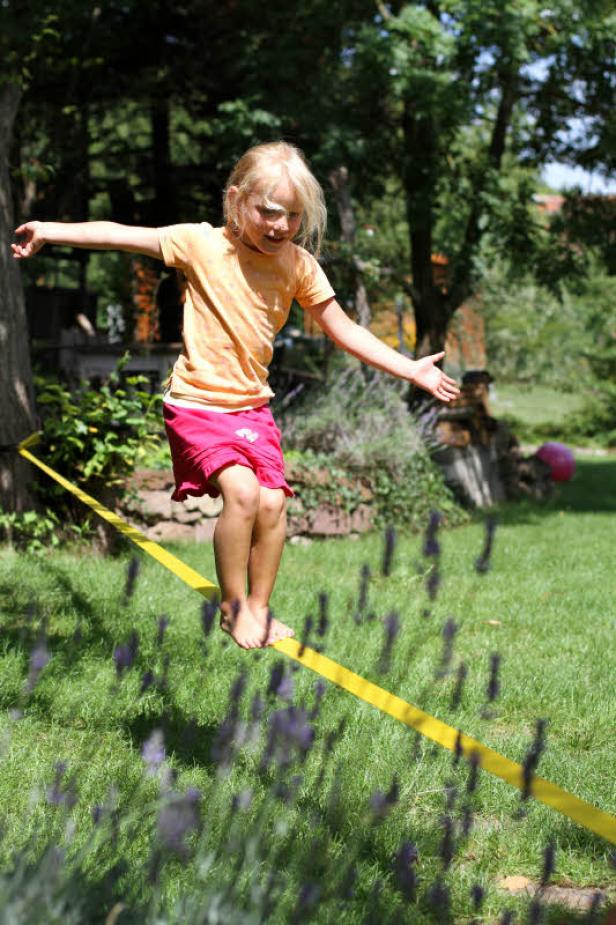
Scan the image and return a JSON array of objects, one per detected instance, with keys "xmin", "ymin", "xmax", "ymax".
[
  {"xmin": 158, "ymin": 223, "xmax": 212, "ymax": 271},
  {"xmin": 294, "ymin": 248, "xmax": 336, "ymax": 308}
]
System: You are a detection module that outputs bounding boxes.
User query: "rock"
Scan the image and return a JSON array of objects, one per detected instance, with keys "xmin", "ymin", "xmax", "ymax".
[
  {"xmin": 289, "ymin": 535, "xmax": 313, "ymax": 546},
  {"xmin": 497, "ymin": 877, "xmax": 607, "ymax": 913},
  {"xmin": 146, "ymin": 519, "xmax": 217, "ymax": 543},
  {"xmin": 128, "ymin": 489, "xmax": 172, "ymax": 521},
  {"xmin": 129, "ymin": 469, "xmax": 175, "ymax": 491},
  {"xmin": 170, "ymin": 505, "xmax": 202, "ymax": 524},
  {"xmin": 183, "ymin": 494, "xmax": 223, "ymax": 517},
  {"xmin": 308, "ymin": 503, "xmax": 351, "ymax": 536},
  {"xmin": 350, "ymin": 504, "xmax": 374, "ymax": 533},
  {"xmin": 146, "ymin": 521, "xmax": 196, "ymax": 542}
]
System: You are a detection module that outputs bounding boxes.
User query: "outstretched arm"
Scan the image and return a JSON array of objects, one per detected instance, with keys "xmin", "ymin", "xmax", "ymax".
[
  {"xmin": 306, "ymin": 297, "xmax": 460, "ymax": 402},
  {"xmin": 12, "ymin": 221, "xmax": 162, "ymax": 260}
]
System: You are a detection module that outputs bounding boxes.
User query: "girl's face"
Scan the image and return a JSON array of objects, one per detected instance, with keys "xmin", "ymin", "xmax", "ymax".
[{"xmin": 231, "ymin": 173, "xmax": 304, "ymax": 255}]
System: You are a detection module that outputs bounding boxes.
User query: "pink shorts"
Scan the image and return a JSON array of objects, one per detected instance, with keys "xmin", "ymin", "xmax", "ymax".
[{"xmin": 163, "ymin": 402, "xmax": 293, "ymax": 501}]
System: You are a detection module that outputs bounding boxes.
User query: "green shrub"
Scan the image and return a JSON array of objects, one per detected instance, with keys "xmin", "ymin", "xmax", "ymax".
[
  {"xmin": 282, "ymin": 364, "xmax": 466, "ymax": 528},
  {"xmin": 32, "ymin": 355, "xmax": 163, "ymax": 529},
  {"xmin": 0, "ymin": 509, "xmax": 61, "ymax": 554}
]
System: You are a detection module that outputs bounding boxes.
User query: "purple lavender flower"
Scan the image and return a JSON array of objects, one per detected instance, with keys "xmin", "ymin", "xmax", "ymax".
[
  {"xmin": 381, "ymin": 525, "xmax": 397, "ymax": 577},
  {"xmin": 276, "ymin": 673, "xmax": 295, "ymax": 702},
  {"xmin": 324, "ymin": 717, "xmax": 346, "ymax": 755},
  {"xmin": 123, "ymin": 557, "xmax": 140, "ymax": 601},
  {"xmin": 423, "ymin": 510, "xmax": 442, "ymax": 558},
  {"xmin": 437, "ymin": 617, "xmax": 458, "ymax": 677},
  {"xmin": 540, "ymin": 841, "xmax": 556, "ymax": 887},
  {"xmin": 140, "ymin": 670, "xmax": 155, "ymax": 694},
  {"xmin": 486, "ymin": 652, "xmax": 501, "ymax": 702},
  {"xmin": 142, "ymin": 729, "xmax": 165, "ymax": 776},
  {"xmin": 444, "ymin": 781, "xmax": 458, "ymax": 811},
  {"xmin": 317, "ymin": 592, "xmax": 329, "ymax": 637},
  {"xmin": 337, "ymin": 863, "xmax": 357, "ymax": 900},
  {"xmin": 461, "ymin": 803, "xmax": 474, "ymax": 837},
  {"xmin": 522, "ymin": 719, "xmax": 547, "ymax": 801},
  {"xmin": 453, "ymin": 729, "xmax": 463, "ymax": 765},
  {"xmin": 91, "ymin": 805, "xmax": 104, "ymax": 825},
  {"xmin": 527, "ymin": 897, "xmax": 543, "ymax": 924},
  {"xmin": 310, "ymin": 679, "xmax": 327, "ymax": 720},
  {"xmin": 427, "ymin": 878, "xmax": 451, "ymax": 918},
  {"xmin": 46, "ymin": 761, "xmax": 77, "ymax": 808},
  {"xmin": 451, "ymin": 660, "xmax": 468, "ymax": 710},
  {"xmin": 470, "ymin": 883, "xmax": 485, "ymax": 910},
  {"xmin": 392, "ymin": 840, "xmax": 419, "ymax": 901},
  {"xmin": 113, "ymin": 630, "xmax": 139, "ymax": 678},
  {"xmin": 439, "ymin": 814, "xmax": 455, "ymax": 869},
  {"xmin": 231, "ymin": 788, "xmax": 253, "ymax": 812},
  {"xmin": 467, "ymin": 751, "xmax": 480, "ymax": 794},
  {"xmin": 354, "ymin": 563, "xmax": 371, "ymax": 623},
  {"xmin": 378, "ymin": 611, "xmax": 400, "ymax": 673},
  {"xmin": 27, "ymin": 637, "xmax": 50, "ymax": 691},
  {"xmin": 201, "ymin": 596, "xmax": 219, "ymax": 636},
  {"xmin": 262, "ymin": 706, "xmax": 315, "ymax": 768},
  {"xmin": 229, "ymin": 670, "xmax": 247, "ymax": 711},
  {"xmin": 370, "ymin": 776, "xmax": 399, "ymax": 820},
  {"xmin": 475, "ymin": 515, "xmax": 497, "ymax": 574},
  {"xmin": 251, "ymin": 692, "xmax": 264, "ymax": 722},
  {"xmin": 299, "ymin": 615, "xmax": 313, "ymax": 657},
  {"xmin": 295, "ymin": 882, "xmax": 321, "ymax": 916},
  {"xmin": 267, "ymin": 660, "xmax": 285, "ymax": 697},
  {"xmin": 157, "ymin": 788, "xmax": 201, "ymax": 858},
  {"xmin": 156, "ymin": 615, "xmax": 169, "ymax": 646}
]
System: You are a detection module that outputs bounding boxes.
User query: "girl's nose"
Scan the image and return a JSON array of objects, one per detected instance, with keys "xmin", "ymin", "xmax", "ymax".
[{"xmin": 273, "ymin": 214, "xmax": 289, "ymax": 233}]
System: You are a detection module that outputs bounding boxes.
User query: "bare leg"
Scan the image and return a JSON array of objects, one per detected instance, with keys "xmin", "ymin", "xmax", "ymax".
[
  {"xmin": 247, "ymin": 487, "xmax": 294, "ymax": 644},
  {"xmin": 211, "ymin": 465, "xmax": 269, "ymax": 649}
]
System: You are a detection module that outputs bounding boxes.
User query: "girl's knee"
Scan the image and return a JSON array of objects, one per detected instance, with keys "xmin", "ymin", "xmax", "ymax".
[
  {"xmin": 217, "ymin": 470, "xmax": 261, "ymax": 518},
  {"xmin": 259, "ymin": 488, "xmax": 286, "ymax": 522}
]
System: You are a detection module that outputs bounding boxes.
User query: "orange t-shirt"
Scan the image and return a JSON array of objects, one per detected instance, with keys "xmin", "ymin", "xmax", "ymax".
[{"xmin": 158, "ymin": 223, "xmax": 335, "ymax": 410}]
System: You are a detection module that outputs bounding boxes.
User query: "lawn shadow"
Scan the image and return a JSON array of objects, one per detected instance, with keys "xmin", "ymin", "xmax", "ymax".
[{"xmin": 124, "ymin": 704, "xmax": 220, "ymax": 772}]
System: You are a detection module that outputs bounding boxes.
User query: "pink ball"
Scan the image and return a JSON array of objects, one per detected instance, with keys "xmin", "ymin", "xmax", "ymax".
[{"xmin": 536, "ymin": 442, "xmax": 576, "ymax": 482}]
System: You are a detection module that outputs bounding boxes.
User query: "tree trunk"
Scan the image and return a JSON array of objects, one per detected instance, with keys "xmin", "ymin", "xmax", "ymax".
[
  {"xmin": 0, "ymin": 82, "xmax": 37, "ymax": 513},
  {"xmin": 328, "ymin": 166, "xmax": 371, "ymax": 327},
  {"xmin": 401, "ymin": 99, "xmax": 453, "ymax": 357}
]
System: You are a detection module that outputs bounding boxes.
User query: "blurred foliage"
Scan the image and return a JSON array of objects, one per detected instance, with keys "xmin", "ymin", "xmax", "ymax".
[
  {"xmin": 282, "ymin": 364, "xmax": 466, "ymax": 527},
  {"xmin": 33, "ymin": 354, "xmax": 162, "ymax": 515}
]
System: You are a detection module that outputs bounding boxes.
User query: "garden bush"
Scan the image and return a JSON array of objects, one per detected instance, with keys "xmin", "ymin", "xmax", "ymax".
[
  {"xmin": 25, "ymin": 355, "xmax": 163, "ymax": 544},
  {"xmin": 281, "ymin": 364, "xmax": 466, "ymax": 529}
]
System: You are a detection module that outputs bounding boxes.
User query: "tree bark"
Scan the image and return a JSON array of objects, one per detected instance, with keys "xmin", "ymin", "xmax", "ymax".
[
  {"xmin": 328, "ymin": 166, "xmax": 371, "ymax": 327},
  {"xmin": 0, "ymin": 82, "xmax": 38, "ymax": 512},
  {"xmin": 401, "ymin": 99, "xmax": 451, "ymax": 356}
]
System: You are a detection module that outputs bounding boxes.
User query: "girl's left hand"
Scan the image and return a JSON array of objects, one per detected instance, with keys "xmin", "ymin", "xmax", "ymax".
[{"xmin": 411, "ymin": 351, "xmax": 460, "ymax": 402}]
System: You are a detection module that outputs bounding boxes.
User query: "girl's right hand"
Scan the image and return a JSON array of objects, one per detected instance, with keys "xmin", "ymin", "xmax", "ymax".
[{"xmin": 12, "ymin": 221, "xmax": 45, "ymax": 259}]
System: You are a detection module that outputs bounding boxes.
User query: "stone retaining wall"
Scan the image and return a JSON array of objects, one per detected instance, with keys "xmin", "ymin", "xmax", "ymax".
[{"xmin": 123, "ymin": 467, "xmax": 375, "ymax": 542}]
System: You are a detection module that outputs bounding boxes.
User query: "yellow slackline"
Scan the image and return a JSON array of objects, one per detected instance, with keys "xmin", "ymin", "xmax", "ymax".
[{"xmin": 18, "ymin": 435, "xmax": 616, "ymax": 846}]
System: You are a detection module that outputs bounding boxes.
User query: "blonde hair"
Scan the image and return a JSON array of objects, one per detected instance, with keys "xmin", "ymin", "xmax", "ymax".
[{"xmin": 223, "ymin": 141, "xmax": 327, "ymax": 256}]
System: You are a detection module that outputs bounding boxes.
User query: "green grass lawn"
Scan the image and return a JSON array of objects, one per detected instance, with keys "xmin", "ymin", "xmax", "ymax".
[
  {"xmin": 489, "ymin": 384, "xmax": 586, "ymax": 430},
  {"xmin": 1, "ymin": 458, "xmax": 615, "ymax": 922}
]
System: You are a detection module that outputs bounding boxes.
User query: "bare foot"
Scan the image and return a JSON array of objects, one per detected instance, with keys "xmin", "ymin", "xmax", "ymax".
[
  {"xmin": 248, "ymin": 600, "xmax": 295, "ymax": 646},
  {"xmin": 219, "ymin": 601, "xmax": 272, "ymax": 650}
]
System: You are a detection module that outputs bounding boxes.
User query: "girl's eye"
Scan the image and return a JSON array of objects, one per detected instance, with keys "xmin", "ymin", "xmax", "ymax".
[{"xmin": 260, "ymin": 208, "xmax": 278, "ymax": 218}]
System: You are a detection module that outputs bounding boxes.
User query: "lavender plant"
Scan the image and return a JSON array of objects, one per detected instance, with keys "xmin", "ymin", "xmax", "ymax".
[{"xmin": 1, "ymin": 508, "xmax": 607, "ymax": 925}]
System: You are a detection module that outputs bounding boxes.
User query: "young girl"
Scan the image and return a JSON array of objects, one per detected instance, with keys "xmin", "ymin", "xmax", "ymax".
[{"xmin": 12, "ymin": 141, "xmax": 459, "ymax": 650}]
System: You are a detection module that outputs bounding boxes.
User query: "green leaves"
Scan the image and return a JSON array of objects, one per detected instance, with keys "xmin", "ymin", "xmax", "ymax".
[{"xmin": 34, "ymin": 361, "xmax": 162, "ymax": 495}]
